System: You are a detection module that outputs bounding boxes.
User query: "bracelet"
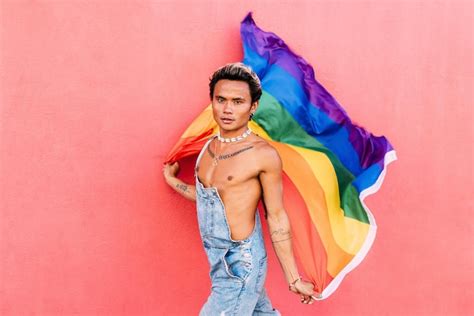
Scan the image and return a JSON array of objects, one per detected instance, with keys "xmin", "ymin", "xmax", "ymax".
[{"xmin": 288, "ymin": 276, "xmax": 302, "ymax": 291}]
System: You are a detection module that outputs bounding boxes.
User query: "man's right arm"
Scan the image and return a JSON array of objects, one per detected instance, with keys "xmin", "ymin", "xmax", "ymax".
[{"xmin": 163, "ymin": 162, "xmax": 196, "ymax": 202}]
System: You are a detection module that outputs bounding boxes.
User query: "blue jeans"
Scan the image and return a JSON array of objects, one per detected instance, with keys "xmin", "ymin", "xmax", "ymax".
[{"xmin": 195, "ymin": 172, "xmax": 280, "ymax": 316}]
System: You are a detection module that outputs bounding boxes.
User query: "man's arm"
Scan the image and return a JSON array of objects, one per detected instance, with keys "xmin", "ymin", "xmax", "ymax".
[
  {"xmin": 258, "ymin": 146, "xmax": 315, "ymax": 304},
  {"xmin": 163, "ymin": 162, "xmax": 196, "ymax": 202}
]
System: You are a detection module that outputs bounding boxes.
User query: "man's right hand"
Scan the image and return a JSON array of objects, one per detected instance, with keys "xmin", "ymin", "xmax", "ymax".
[
  {"xmin": 162, "ymin": 161, "xmax": 196, "ymax": 202},
  {"xmin": 163, "ymin": 161, "xmax": 180, "ymax": 183}
]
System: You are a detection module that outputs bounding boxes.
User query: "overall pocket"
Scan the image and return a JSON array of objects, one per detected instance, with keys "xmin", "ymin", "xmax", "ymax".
[{"xmin": 222, "ymin": 243, "xmax": 254, "ymax": 282}]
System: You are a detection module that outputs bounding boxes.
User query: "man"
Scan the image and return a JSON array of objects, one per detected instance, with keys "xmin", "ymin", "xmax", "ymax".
[{"xmin": 163, "ymin": 62, "xmax": 315, "ymax": 315}]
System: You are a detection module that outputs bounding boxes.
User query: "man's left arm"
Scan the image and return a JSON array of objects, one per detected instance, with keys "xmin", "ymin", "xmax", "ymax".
[{"xmin": 259, "ymin": 146, "xmax": 315, "ymax": 304}]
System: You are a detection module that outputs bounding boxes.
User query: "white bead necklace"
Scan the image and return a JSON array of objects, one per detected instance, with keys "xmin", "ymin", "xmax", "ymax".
[{"xmin": 217, "ymin": 128, "xmax": 252, "ymax": 143}]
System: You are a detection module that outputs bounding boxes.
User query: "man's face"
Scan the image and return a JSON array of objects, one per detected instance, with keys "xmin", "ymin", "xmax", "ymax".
[{"xmin": 211, "ymin": 79, "xmax": 257, "ymax": 132}]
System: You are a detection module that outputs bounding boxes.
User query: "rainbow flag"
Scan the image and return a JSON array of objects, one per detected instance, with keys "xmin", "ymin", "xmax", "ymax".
[{"xmin": 165, "ymin": 12, "xmax": 397, "ymax": 299}]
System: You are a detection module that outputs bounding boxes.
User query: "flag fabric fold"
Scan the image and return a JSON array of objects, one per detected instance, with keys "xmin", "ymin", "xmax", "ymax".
[{"xmin": 165, "ymin": 12, "xmax": 397, "ymax": 300}]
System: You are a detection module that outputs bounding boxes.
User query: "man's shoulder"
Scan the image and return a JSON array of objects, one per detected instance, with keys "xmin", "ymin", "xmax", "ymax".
[{"xmin": 251, "ymin": 135, "xmax": 282, "ymax": 170}]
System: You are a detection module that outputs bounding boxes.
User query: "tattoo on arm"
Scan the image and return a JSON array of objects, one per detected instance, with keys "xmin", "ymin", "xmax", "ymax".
[
  {"xmin": 176, "ymin": 183, "xmax": 188, "ymax": 193},
  {"xmin": 270, "ymin": 228, "xmax": 291, "ymax": 242},
  {"xmin": 271, "ymin": 228, "xmax": 290, "ymax": 238},
  {"xmin": 271, "ymin": 236, "xmax": 292, "ymax": 243}
]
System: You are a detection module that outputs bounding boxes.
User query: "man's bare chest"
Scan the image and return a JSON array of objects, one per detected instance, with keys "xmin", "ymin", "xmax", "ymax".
[{"xmin": 196, "ymin": 142, "xmax": 260, "ymax": 189}]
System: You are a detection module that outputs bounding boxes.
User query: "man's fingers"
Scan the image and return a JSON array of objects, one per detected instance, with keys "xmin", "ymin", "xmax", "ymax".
[
  {"xmin": 300, "ymin": 295, "xmax": 312, "ymax": 304},
  {"xmin": 298, "ymin": 290, "xmax": 317, "ymax": 305}
]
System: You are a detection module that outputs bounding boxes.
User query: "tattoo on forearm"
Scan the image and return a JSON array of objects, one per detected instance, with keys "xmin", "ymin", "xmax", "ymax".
[
  {"xmin": 271, "ymin": 227, "xmax": 292, "ymax": 243},
  {"xmin": 271, "ymin": 236, "xmax": 292, "ymax": 243},
  {"xmin": 271, "ymin": 228, "xmax": 291, "ymax": 238},
  {"xmin": 176, "ymin": 183, "xmax": 188, "ymax": 193}
]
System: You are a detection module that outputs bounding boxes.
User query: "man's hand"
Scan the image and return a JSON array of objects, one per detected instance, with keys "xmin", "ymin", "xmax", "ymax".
[
  {"xmin": 163, "ymin": 161, "xmax": 180, "ymax": 183},
  {"xmin": 289, "ymin": 279, "xmax": 316, "ymax": 305}
]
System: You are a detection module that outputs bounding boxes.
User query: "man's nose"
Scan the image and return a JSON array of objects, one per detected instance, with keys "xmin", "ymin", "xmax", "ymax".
[{"xmin": 223, "ymin": 102, "xmax": 233, "ymax": 113}]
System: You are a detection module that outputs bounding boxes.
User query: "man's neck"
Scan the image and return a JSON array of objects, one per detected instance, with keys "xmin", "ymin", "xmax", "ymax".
[{"xmin": 219, "ymin": 126, "xmax": 249, "ymax": 139}]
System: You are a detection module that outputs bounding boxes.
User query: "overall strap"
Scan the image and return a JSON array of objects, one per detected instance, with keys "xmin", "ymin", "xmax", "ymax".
[{"xmin": 195, "ymin": 135, "xmax": 216, "ymax": 172}]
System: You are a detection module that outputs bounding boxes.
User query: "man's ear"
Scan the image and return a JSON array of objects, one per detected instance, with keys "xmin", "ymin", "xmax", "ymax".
[{"xmin": 251, "ymin": 101, "xmax": 259, "ymax": 113}]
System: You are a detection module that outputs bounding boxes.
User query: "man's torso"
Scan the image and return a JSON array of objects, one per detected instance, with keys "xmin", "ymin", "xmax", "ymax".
[{"xmin": 196, "ymin": 134, "xmax": 272, "ymax": 241}]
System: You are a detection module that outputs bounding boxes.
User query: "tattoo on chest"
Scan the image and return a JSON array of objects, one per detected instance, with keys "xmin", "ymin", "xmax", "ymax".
[{"xmin": 207, "ymin": 145, "xmax": 254, "ymax": 161}]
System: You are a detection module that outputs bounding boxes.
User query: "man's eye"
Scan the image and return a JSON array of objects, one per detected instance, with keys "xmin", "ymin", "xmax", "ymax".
[{"xmin": 217, "ymin": 98, "xmax": 224, "ymax": 103}]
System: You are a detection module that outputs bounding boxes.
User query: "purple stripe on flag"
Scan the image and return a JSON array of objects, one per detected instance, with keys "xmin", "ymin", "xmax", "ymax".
[{"xmin": 241, "ymin": 12, "xmax": 394, "ymax": 169}]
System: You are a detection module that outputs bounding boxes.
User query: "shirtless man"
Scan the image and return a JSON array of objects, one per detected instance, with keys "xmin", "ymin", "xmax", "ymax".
[{"xmin": 163, "ymin": 63, "xmax": 315, "ymax": 315}]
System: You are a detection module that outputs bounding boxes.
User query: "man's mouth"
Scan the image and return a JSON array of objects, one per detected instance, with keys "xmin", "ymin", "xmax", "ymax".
[{"xmin": 221, "ymin": 118, "xmax": 234, "ymax": 124}]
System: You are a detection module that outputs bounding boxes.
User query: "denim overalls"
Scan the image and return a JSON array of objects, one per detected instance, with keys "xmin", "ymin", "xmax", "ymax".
[{"xmin": 195, "ymin": 136, "xmax": 281, "ymax": 316}]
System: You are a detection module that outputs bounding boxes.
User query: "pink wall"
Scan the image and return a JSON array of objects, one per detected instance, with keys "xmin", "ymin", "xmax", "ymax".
[{"xmin": 1, "ymin": 1, "xmax": 472, "ymax": 315}]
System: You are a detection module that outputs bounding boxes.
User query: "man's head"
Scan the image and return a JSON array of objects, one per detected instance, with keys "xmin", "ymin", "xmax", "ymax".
[
  {"xmin": 209, "ymin": 62, "xmax": 262, "ymax": 104},
  {"xmin": 209, "ymin": 63, "xmax": 262, "ymax": 133}
]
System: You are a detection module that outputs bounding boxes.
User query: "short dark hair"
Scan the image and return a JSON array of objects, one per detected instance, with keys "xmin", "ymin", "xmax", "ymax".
[{"xmin": 209, "ymin": 62, "xmax": 262, "ymax": 103}]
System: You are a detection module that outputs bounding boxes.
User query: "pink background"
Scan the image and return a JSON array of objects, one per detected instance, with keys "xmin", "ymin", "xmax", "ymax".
[{"xmin": 1, "ymin": 1, "xmax": 472, "ymax": 315}]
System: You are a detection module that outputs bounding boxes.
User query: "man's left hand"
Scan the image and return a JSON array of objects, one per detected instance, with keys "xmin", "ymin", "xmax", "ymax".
[{"xmin": 289, "ymin": 279, "xmax": 316, "ymax": 305}]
